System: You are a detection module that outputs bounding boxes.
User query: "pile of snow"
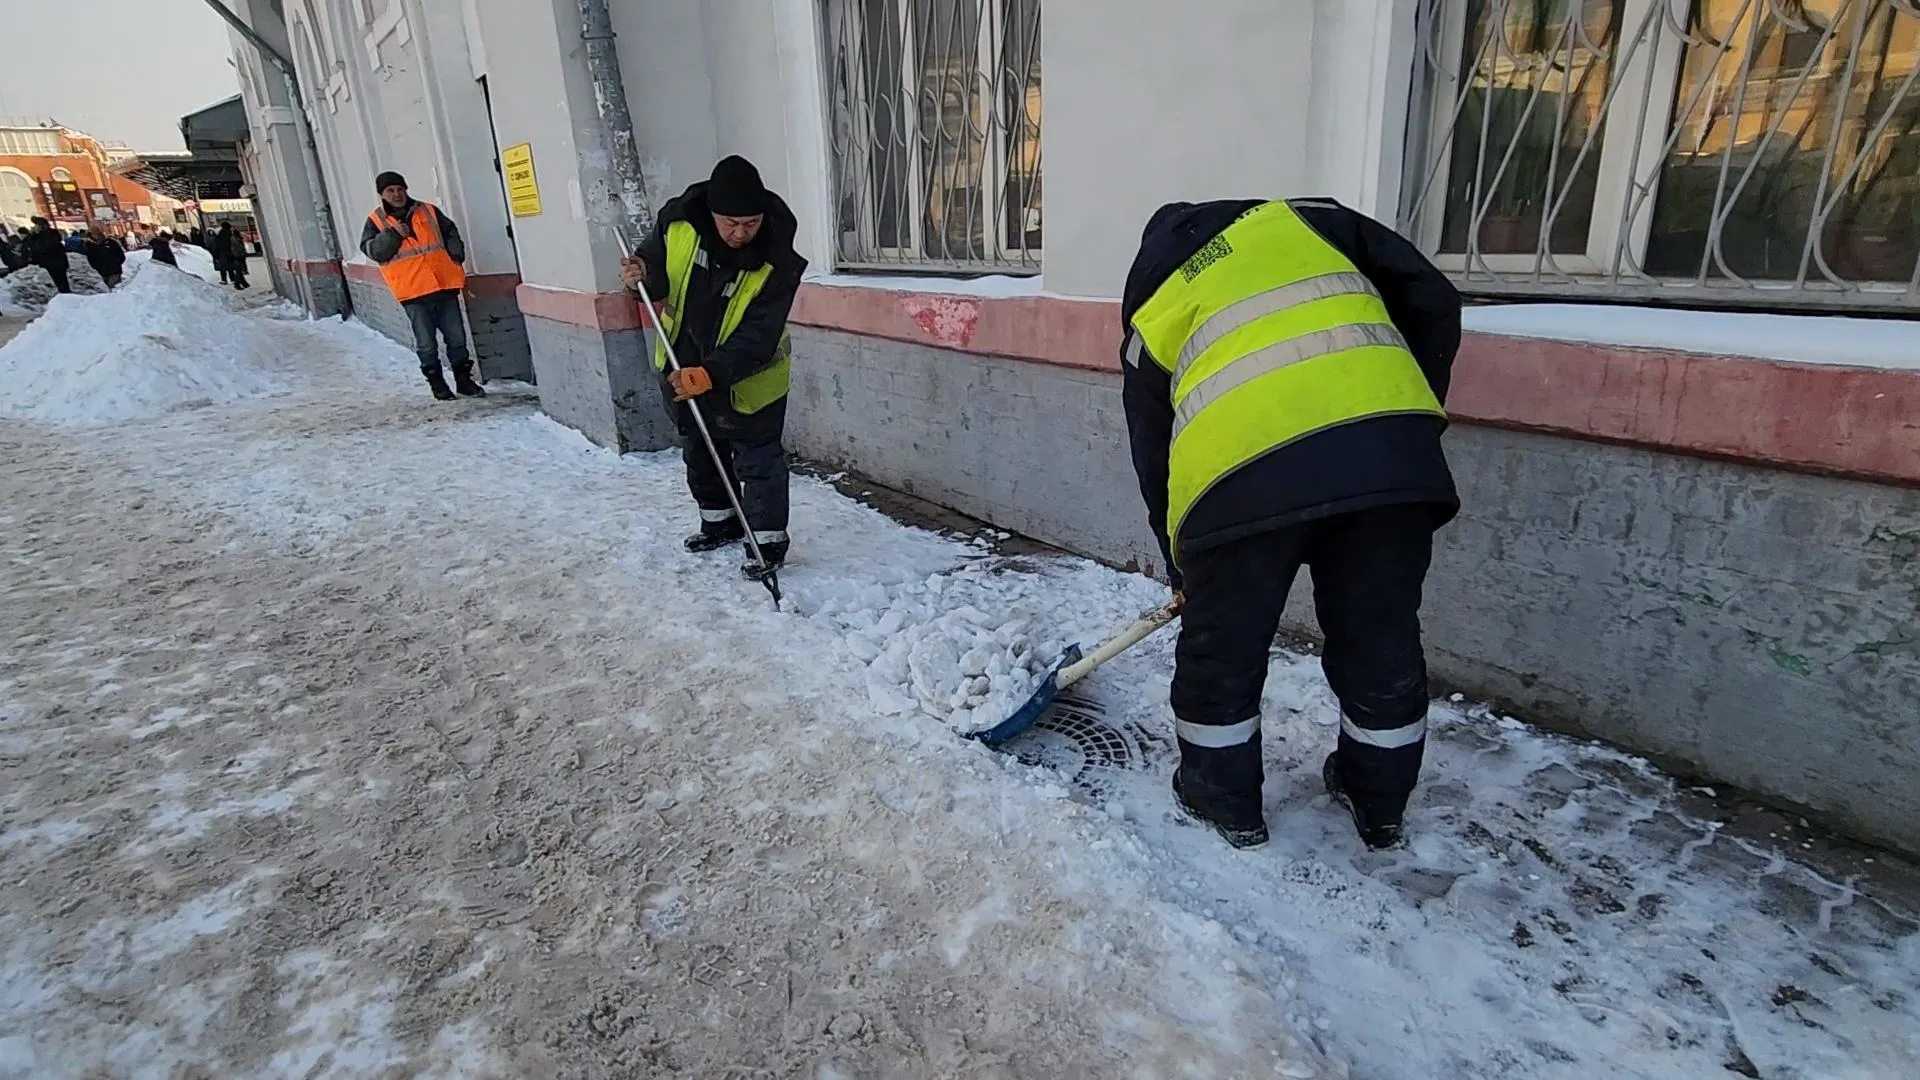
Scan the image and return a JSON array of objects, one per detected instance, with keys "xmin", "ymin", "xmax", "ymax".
[
  {"xmin": 0, "ymin": 254, "xmax": 110, "ymax": 316},
  {"xmin": 0, "ymin": 266, "xmax": 287, "ymax": 427},
  {"xmin": 126, "ymin": 242, "xmax": 221, "ymax": 286},
  {"xmin": 809, "ymin": 561, "xmax": 1082, "ymax": 734}
]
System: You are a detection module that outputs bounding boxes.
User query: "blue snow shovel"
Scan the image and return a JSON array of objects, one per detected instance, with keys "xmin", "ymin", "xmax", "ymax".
[{"xmin": 972, "ymin": 597, "xmax": 1185, "ymax": 747}]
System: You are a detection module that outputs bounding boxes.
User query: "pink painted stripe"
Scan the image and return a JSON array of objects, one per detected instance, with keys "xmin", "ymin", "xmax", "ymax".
[
  {"xmin": 1449, "ymin": 333, "xmax": 1920, "ymax": 486},
  {"xmin": 791, "ymin": 284, "xmax": 1122, "ymax": 371},
  {"xmin": 514, "ymin": 282, "xmax": 660, "ymax": 332},
  {"xmin": 505, "ymin": 280, "xmax": 1920, "ymax": 486}
]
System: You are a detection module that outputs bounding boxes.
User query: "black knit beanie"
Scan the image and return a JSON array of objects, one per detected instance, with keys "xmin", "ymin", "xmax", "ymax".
[
  {"xmin": 375, "ymin": 171, "xmax": 407, "ymax": 193},
  {"xmin": 706, "ymin": 156, "xmax": 766, "ymax": 217}
]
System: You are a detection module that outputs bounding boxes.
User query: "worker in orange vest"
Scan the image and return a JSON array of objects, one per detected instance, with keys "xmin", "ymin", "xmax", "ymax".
[{"xmin": 360, "ymin": 171, "xmax": 483, "ymax": 400}]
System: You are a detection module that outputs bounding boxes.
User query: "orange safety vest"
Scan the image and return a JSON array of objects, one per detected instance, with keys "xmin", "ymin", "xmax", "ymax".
[{"xmin": 369, "ymin": 201, "xmax": 465, "ymax": 303}]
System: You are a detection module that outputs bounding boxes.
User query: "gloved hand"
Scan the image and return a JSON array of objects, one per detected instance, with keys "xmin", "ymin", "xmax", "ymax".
[
  {"xmin": 619, "ymin": 255, "xmax": 646, "ymax": 291},
  {"xmin": 668, "ymin": 367, "xmax": 713, "ymax": 402}
]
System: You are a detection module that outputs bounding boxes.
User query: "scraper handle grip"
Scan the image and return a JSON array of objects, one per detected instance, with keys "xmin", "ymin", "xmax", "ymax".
[{"xmin": 1056, "ymin": 597, "xmax": 1185, "ymax": 691}]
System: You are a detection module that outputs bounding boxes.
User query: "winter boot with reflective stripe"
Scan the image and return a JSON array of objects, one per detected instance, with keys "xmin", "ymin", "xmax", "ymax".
[
  {"xmin": 740, "ymin": 532, "xmax": 789, "ymax": 581},
  {"xmin": 685, "ymin": 512, "xmax": 745, "ymax": 552},
  {"xmin": 1323, "ymin": 752, "xmax": 1407, "ymax": 851},
  {"xmin": 1171, "ymin": 719, "xmax": 1268, "ymax": 849},
  {"xmin": 1172, "ymin": 767, "xmax": 1268, "ymax": 849}
]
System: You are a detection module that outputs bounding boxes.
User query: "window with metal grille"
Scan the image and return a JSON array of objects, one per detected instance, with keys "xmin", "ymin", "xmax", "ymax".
[
  {"xmin": 1403, "ymin": 0, "xmax": 1920, "ymax": 311},
  {"xmin": 824, "ymin": 0, "xmax": 1042, "ymax": 273}
]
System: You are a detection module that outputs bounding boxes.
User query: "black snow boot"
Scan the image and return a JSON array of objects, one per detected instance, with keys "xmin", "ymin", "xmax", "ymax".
[
  {"xmin": 741, "ymin": 538, "xmax": 789, "ymax": 581},
  {"xmin": 452, "ymin": 363, "xmax": 486, "ymax": 398},
  {"xmin": 423, "ymin": 368, "xmax": 456, "ymax": 401},
  {"xmin": 1172, "ymin": 769, "xmax": 1269, "ymax": 850},
  {"xmin": 684, "ymin": 517, "xmax": 745, "ymax": 552},
  {"xmin": 1323, "ymin": 753, "xmax": 1407, "ymax": 851}
]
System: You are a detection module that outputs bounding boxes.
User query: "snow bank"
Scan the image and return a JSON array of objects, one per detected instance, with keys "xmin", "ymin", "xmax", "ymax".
[
  {"xmin": 0, "ymin": 266, "xmax": 287, "ymax": 427},
  {"xmin": 125, "ymin": 243, "xmax": 221, "ymax": 285},
  {"xmin": 0, "ymin": 254, "xmax": 110, "ymax": 316}
]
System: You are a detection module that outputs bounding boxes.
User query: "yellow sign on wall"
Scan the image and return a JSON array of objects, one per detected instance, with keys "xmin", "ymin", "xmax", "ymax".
[{"xmin": 501, "ymin": 143, "xmax": 541, "ymax": 217}]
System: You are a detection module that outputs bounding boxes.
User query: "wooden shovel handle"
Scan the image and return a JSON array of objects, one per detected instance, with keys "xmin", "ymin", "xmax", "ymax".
[{"xmin": 1056, "ymin": 597, "xmax": 1185, "ymax": 690}]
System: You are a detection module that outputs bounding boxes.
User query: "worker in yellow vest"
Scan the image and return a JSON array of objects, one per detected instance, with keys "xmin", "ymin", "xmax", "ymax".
[
  {"xmin": 360, "ymin": 171, "xmax": 482, "ymax": 401},
  {"xmin": 1120, "ymin": 198, "xmax": 1462, "ymax": 850},
  {"xmin": 620, "ymin": 156, "xmax": 807, "ymax": 580}
]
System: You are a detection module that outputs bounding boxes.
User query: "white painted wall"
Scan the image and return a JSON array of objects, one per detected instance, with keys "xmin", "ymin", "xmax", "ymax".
[
  {"xmin": 254, "ymin": 0, "xmax": 1424, "ymax": 303},
  {"xmin": 1047, "ymin": 0, "xmax": 1315, "ymax": 296},
  {"xmin": 471, "ymin": 0, "xmax": 629, "ymax": 295}
]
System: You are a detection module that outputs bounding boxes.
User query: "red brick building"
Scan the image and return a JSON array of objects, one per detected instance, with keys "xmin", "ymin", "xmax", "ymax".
[{"xmin": 0, "ymin": 123, "xmax": 164, "ymax": 236}]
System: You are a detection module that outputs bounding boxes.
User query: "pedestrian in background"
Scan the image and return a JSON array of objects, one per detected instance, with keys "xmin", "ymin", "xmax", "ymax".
[
  {"xmin": 360, "ymin": 170, "xmax": 483, "ymax": 400},
  {"xmin": 84, "ymin": 226, "xmax": 125, "ymax": 287},
  {"xmin": 147, "ymin": 231, "xmax": 178, "ymax": 268},
  {"xmin": 25, "ymin": 218, "xmax": 70, "ymax": 293},
  {"xmin": 217, "ymin": 221, "xmax": 249, "ymax": 290},
  {"xmin": 0, "ymin": 228, "xmax": 25, "ymax": 274}
]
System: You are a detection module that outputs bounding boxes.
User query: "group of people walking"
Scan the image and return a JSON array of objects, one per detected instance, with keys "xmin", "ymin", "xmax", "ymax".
[
  {"xmin": 364, "ymin": 154, "xmax": 1462, "ymax": 853},
  {"xmin": 0, "ymin": 217, "xmax": 251, "ymax": 292}
]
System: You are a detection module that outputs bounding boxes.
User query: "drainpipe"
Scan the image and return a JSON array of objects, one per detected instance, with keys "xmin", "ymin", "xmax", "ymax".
[
  {"xmin": 198, "ymin": 0, "xmax": 351, "ymax": 315},
  {"xmin": 578, "ymin": 0, "xmax": 655, "ymax": 238}
]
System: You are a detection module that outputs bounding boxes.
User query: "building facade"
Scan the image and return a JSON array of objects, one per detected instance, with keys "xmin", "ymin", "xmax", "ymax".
[
  {"xmin": 227, "ymin": 0, "xmax": 1920, "ymax": 854},
  {"xmin": 0, "ymin": 123, "xmax": 164, "ymax": 235}
]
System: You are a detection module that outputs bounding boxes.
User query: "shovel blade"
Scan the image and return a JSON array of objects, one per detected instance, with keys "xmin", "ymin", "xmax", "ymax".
[{"xmin": 970, "ymin": 643, "xmax": 1083, "ymax": 748}]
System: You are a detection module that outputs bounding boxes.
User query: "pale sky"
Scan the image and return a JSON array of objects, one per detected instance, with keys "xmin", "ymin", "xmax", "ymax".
[{"xmin": 0, "ymin": 0, "xmax": 244, "ymax": 151}]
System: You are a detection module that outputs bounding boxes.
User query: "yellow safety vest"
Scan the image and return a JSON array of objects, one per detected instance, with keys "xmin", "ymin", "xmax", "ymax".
[
  {"xmin": 1129, "ymin": 200, "xmax": 1446, "ymax": 560},
  {"xmin": 655, "ymin": 220, "xmax": 792, "ymax": 415}
]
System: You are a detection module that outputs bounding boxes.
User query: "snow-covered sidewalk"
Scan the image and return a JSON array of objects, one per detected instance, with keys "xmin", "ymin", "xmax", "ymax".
[{"xmin": 0, "ymin": 293, "xmax": 1915, "ymax": 1078}]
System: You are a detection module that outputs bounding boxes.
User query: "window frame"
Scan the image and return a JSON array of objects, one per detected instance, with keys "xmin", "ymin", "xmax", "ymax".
[
  {"xmin": 1408, "ymin": 0, "xmax": 1690, "ymax": 283},
  {"xmin": 824, "ymin": 0, "xmax": 1042, "ymax": 274},
  {"xmin": 1402, "ymin": 0, "xmax": 1920, "ymax": 310}
]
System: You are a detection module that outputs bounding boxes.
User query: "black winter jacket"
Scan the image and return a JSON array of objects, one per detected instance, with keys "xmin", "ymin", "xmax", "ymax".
[
  {"xmin": 86, "ymin": 237, "xmax": 126, "ymax": 277},
  {"xmin": 25, "ymin": 227, "xmax": 66, "ymax": 271},
  {"xmin": 1120, "ymin": 198, "xmax": 1462, "ymax": 585},
  {"xmin": 632, "ymin": 181, "xmax": 807, "ymax": 434},
  {"xmin": 358, "ymin": 200, "xmax": 466, "ymax": 275}
]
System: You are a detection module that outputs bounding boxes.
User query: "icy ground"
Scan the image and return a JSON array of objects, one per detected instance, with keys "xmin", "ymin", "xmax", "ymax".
[{"xmin": 0, "ymin": 302, "xmax": 1916, "ymax": 1078}]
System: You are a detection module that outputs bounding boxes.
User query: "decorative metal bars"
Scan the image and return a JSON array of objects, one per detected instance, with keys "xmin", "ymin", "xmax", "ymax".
[
  {"xmin": 825, "ymin": 0, "xmax": 1043, "ymax": 273},
  {"xmin": 1404, "ymin": 0, "xmax": 1920, "ymax": 310}
]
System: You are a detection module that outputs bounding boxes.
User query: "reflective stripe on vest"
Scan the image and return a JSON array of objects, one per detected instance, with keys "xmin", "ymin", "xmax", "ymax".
[
  {"xmin": 1130, "ymin": 200, "xmax": 1445, "ymax": 561},
  {"xmin": 655, "ymin": 220, "xmax": 791, "ymax": 415},
  {"xmin": 370, "ymin": 201, "xmax": 465, "ymax": 303}
]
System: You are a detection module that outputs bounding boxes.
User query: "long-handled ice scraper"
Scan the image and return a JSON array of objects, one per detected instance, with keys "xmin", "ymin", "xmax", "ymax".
[
  {"xmin": 972, "ymin": 597, "xmax": 1184, "ymax": 747},
  {"xmin": 614, "ymin": 227, "xmax": 782, "ymax": 610}
]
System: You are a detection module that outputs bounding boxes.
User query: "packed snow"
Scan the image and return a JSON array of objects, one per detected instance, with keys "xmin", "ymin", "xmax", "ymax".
[
  {"xmin": 1465, "ymin": 301, "xmax": 1920, "ymax": 371},
  {"xmin": 0, "ymin": 254, "xmax": 110, "ymax": 316},
  {"xmin": 125, "ymin": 241, "xmax": 221, "ymax": 285},
  {"xmin": 0, "ymin": 264, "xmax": 288, "ymax": 427},
  {"xmin": 802, "ymin": 559, "xmax": 1172, "ymax": 734},
  {"xmin": 0, "ymin": 295, "xmax": 1916, "ymax": 1078}
]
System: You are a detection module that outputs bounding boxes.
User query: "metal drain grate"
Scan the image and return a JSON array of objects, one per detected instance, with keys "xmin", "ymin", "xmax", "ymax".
[{"xmin": 1004, "ymin": 690, "xmax": 1164, "ymax": 797}]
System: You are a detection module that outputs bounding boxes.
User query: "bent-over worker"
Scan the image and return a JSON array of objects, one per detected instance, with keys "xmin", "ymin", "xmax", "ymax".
[{"xmin": 1119, "ymin": 197, "xmax": 1462, "ymax": 850}]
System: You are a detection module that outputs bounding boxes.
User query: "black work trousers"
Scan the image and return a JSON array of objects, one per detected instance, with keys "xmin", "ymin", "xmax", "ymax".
[
  {"xmin": 672, "ymin": 392, "xmax": 790, "ymax": 538},
  {"xmin": 1172, "ymin": 503, "xmax": 1437, "ymax": 826},
  {"xmin": 403, "ymin": 289, "xmax": 471, "ymax": 375}
]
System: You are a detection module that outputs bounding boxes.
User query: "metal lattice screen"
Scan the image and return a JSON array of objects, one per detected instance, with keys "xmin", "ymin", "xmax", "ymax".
[
  {"xmin": 825, "ymin": 0, "xmax": 1042, "ymax": 274},
  {"xmin": 1404, "ymin": 0, "xmax": 1920, "ymax": 310}
]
